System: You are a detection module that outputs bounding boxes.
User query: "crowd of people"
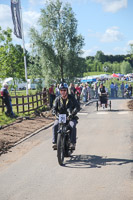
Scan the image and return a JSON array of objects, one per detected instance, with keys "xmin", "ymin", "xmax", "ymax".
[
  {"xmin": 49, "ymin": 81, "xmax": 133, "ymax": 108},
  {"xmin": 110, "ymin": 82, "xmax": 132, "ymax": 98},
  {"xmin": 48, "ymin": 82, "xmax": 99, "ymax": 108},
  {"xmin": 1, "ymin": 80, "xmax": 132, "ymax": 118}
]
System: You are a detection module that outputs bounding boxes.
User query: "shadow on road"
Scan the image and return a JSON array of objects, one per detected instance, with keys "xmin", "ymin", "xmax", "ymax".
[{"xmin": 64, "ymin": 155, "xmax": 133, "ymax": 168}]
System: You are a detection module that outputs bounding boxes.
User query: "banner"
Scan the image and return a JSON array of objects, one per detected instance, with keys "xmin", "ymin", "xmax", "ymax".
[{"xmin": 11, "ymin": 0, "xmax": 22, "ymax": 39}]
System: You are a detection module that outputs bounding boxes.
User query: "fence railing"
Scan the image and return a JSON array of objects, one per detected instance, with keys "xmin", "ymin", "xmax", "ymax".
[{"xmin": 0, "ymin": 89, "xmax": 49, "ymax": 115}]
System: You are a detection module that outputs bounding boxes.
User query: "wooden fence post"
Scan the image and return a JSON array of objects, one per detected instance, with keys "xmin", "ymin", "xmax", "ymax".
[
  {"xmin": 16, "ymin": 96, "xmax": 19, "ymax": 113},
  {"xmin": 22, "ymin": 96, "xmax": 25, "ymax": 113},
  {"xmin": 47, "ymin": 89, "xmax": 50, "ymax": 106},
  {"xmin": 40, "ymin": 93, "xmax": 42, "ymax": 106},
  {"xmin": 36, "ymin": 93, "xmax": 38, "ymax": 108},
  {"xmin": 27, "ymin": 96, "xmax": 30, "ymax": 113},
  {"xmin": 32, "ymin": 95, "xmax": 34, "ymax": 109},
  {"xmin": 43, "ymin": 88, "xmax": 46, "ymax": 104}
]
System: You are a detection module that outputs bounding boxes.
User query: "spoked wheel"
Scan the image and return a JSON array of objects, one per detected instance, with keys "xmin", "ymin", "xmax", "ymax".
[
  {"xmin": 109, "ymin": 100, "xmax": 111, "ymax": 111},
  {"xmin": 57, "ymin": 134, "xmax": 65, "ymax": 166},
  {"xmin": 96, "ymin": 101, "xmax": 98, "ymax": 111}
]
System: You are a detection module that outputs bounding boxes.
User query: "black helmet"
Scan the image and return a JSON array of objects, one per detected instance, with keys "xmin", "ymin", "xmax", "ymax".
[{"xmin": 59, "ymin": 83, "xmax": 68, "ymax": 90}]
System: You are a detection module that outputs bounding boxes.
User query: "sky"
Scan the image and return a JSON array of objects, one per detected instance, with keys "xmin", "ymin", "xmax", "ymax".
[{"xmin": 0, "ymin": 0, "xmax": 133, "ymax": 57}]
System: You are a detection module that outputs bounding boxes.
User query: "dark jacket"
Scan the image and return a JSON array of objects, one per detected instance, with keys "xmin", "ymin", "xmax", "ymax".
[
  {"xmin": 100, "ymin": 86, "xmax": 106, "ymax": 93},
  {"xmin": 0, "ymin": 87, "xmax": 11, "ymax": 104},
  {"xmin": 52, "ymin": 94, "xmax": 80, "ymax": 119}
]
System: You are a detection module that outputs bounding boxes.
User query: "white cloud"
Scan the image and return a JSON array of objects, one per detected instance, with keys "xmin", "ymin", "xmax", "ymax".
[
  {"xmin": 113, "ymin": 46, "xmax": 128, "ymax": 54},
  {"xmin": 100, "ymin": 27, "xmax": 124, "ymax": 42},
  {"xmin": 0, "ymin": 4, "xmax": 40, "ymax": 45},
  {"xmin": 0, "ymin": 5, "xmax": 13, "ymax": 29},
  {"xmin": 23, "ymin": 11, "xmax": 40, "ymax": 28},
  {"xmin": 88, "ymin": 29, "xmax": 101, "ymax": 38},
  {"xmin": 93, "ymin": 0, "xmax": 127, "ymax": 13},
  {"xmin": 127, "ymin": 40, "xmax": 133, "ymax": 45},
  {"xmin": 82, "ymin": 46, "xmax": 99, "ymax": 57},
  {"xmin": 87, "ymin": 27, "xmax": 124, "ymax": 43}
]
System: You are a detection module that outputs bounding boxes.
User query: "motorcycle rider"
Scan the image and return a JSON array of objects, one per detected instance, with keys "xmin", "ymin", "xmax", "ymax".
[{"xmin": 52, "ymin": 82, "xmax": 80, "ymax": 150}]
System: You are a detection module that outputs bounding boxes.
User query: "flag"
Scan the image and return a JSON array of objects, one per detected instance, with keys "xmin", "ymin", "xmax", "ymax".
[{"xmin": 11, "ymin": 0, "xmax": 22, "ymax": 39}]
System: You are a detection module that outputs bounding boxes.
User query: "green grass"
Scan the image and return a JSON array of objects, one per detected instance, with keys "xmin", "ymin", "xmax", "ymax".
[
  {"xmin": 0, "ymin": 114, "xmax": 17, "ymax": 126},
  {"xmin": 10, "ymin": 89, "xmax": 37, "ymax": 96},
  {"xmin": 83, "ymin": 72, "xmax": 112, "ymax": 76}
]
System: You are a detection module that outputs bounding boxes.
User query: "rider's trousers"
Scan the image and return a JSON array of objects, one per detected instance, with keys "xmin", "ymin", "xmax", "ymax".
[{"xmin": 52, "ymin": 119, "xmax": 77, "ymax": 144}]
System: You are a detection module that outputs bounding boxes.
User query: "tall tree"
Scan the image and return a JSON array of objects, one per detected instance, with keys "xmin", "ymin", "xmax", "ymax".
[
  {"xmin": 29, "ymin": 0, "xmax": 84, "ymax": 85},
  {"xmin": 120, "ymin": 61, "xmax": 132, "ymax": 74},
  {"xmin": 0, "ymin": 27, "xmax": 25, "ymax": 87},
  {"xmin": 126, "ymin": 44, "xmax": 133, "ymax": 68},
  {"xmin": 95, "ymin": 51, "xmax": 106, "ymax": 63}
]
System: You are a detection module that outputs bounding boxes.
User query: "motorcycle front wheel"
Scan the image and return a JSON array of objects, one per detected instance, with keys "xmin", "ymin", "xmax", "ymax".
[{"xmin": 57, "ymin": 133, "xmax": 65, "ymax": 166}]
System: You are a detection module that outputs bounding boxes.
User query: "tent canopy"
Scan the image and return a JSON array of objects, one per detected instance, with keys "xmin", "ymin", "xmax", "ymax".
[{"xmin": 111, "ymin": 73, "xmax": 119, "ymax": 78}]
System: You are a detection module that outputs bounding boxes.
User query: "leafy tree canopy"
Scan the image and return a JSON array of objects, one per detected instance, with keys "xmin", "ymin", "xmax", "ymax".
[
  {"xmin": 29, "ymin": 0, "xmax": 84, "ymax": 86},
  {"xmin": 0, "ymin": 26, "xmax": 26, "ymax": 88}
]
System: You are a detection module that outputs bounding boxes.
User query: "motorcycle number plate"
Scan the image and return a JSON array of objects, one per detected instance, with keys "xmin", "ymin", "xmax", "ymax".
[{"xmin": 59, "ymin": 114, "xmax": 66, "ymax": 123}]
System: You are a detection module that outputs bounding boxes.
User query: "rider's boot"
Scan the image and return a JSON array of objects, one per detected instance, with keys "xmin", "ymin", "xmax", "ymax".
[
  {"xmin": 70, "ymin": 143, "xmax": 76, "ymax": 150},
  {"xmin": 52, "ymin": 143, "xmax": 57, "ymax": 150}
]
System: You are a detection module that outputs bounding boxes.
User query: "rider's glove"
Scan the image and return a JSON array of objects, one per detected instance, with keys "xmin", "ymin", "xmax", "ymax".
[{"xmin": 72, "ymin": 109, "xmax": 77, "ymax": 116}]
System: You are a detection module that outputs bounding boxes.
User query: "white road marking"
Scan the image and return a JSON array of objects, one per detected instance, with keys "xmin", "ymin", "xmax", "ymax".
[
  {"xmin": 78, "ymin": 113, "xmax": 88, "ymax": 115},
  {"xmin": 96, "ymin": 111, "xmax": 129, "ymax": 115},
  {"xmin": 118, "ymin": 112, "xmax": 129, "ymax": 114},
  {"xmin": 97, "ymin": 112, "xmax": 108, "ymax": 114}
]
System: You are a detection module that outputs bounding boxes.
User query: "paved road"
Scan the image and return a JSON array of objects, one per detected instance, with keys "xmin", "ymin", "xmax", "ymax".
[{"xmin": 0, "ymin": 99, "xmax": 133, "ymax": 200}]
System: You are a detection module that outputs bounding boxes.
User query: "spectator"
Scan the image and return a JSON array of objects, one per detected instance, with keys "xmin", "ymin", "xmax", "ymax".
[
  {"xmin": 114, "ymin": 83, "xmax": 118, "ymax": 98},
  {"xmin": 55, "ymin": 84, "xmax": 60, "ymax": 97},
  {"xmin": 75, "ymin": 84, "xmax": 81, "ymax": 103},
  {"xmin": 94, "ymin": 83, "xmax": 98, "ymax": 99},
  {"xmin": 68, "ymin": 83, "xmax": 76, "ymax": 97},
  {"xmin": 120, "ymin": 82, "xmax": 124, "ymax": 98},
  {"xmin": 81, "ymin": 84, "xmax": 88, "ymax": 102},
  {"xmin": 128, "ymin": 84, "xmax": 132, "ymax": 97},
  {"xmin": 125, "ymin": 82, "xmax": 129, "ymax": 90},
  {"xmin": 110, "ymin": 82, "xmax": 115, "ymax": 97},
  {"xmin": 49, "ymin": 84, "xmax": 55, "ymax": 108},
  {"xmin": 0, "ymin": 83, "xmax": 15, "ymax": 117},
  {"xmin": 80, "ymin": 83, "xmax": 83, "ymax": 93}
]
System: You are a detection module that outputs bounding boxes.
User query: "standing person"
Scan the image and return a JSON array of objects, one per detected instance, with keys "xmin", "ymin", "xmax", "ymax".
[
  {"xmin": 114, "ymin": 83, "xmax": 118, "ymax": 98},
  {"xmin": 80, "ymin": 83, "xmax": 83, "ymax": 93},
  {"xmin": 49, "ymin": 84, "xmax": 55, "ymax": 108},
  {"xmin": 81, "ymin": 84, "xmax": 88, "ymax": 102},
  {"xmin": 127, "ymin": 84, "xmax": 132, "ymax": 97},
  {"xmin": 75, "ymin": 84, "xmax": 81, "ymax": 103},
  {"xmin": 52, "ymin": 83, "xmax": 80, "ymax": 150},
  {"xmin": 120, "ymin": 82, "xmax": 124, "ymax": 98},
  {"xmin": 94, "ymin": 83, "xmax": 98, "ymax": 98},
  {"xmin": 68, "ymin": 83, "xmax": 76, "ymax": 97},
  {"xmin": 110, "ymin": 82, "xmax": 115, "ymax": 97},
  {"xmin": 55, "ymin": 84, "xmax": 60, "ymax": 97},
  {"xmin": 0, "ymin": 83, "xmax": 15, "ymax": 117},
  {"xmin": 125, "ymin": 82, "xmax": 129, "ymax": 90}
]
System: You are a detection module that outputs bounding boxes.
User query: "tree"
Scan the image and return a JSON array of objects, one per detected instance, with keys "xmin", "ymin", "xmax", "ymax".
[
  {"xmin": 120, "ymin": 61, "xmax": 132, "ymax": 74},
  {"xmin": 29, "ymin": 0, "xmax": 84, "ymax": 86},
  {"xmin": 95, "ymin": 51, "xmax": 106, "ymax": 63},
  {"xmin": 126, "ymin": 44, "xmax": 133, "ymax": 68},
  {"xmin": 0, "ymin": 26, "xmax": 26, "ymax": 89}
]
